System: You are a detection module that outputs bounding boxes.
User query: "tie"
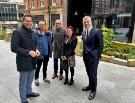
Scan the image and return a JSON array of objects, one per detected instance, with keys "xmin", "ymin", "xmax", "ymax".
[{"xmin": 85, "ymin": 29, "xmax": 89, "ymax": 40}]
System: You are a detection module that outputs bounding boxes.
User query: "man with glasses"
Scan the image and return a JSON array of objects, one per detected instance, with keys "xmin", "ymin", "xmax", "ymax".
[{"xmin": 52, "ymin": 19, "xmax": 66, "ymax": 80}]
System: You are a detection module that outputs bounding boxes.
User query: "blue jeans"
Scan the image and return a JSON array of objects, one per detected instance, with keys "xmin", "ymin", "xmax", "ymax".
[
  {"xmin": 54, "ymin": 58, "xmax": 63, "ymax": 75},
  {"xmin": 19, "ymin": 70, "xmax": 34, "ymax": 103}
]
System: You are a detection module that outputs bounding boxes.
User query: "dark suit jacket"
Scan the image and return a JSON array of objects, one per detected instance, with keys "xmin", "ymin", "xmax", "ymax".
[
  {"xmin": 11, "ymin": 25, "xmax": 37, "ymax": 72},
  {"xmin": 82, "ymin": 27, "xmax": 103, "ymax": 59}
]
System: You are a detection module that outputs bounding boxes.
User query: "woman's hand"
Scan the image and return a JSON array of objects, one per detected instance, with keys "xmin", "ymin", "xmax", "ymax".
[{"xmin": 61, "ymin": 56, "xmax": 67, "ymax": 61}]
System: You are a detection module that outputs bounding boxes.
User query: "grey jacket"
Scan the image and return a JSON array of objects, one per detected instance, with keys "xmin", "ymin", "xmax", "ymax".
[{"xmin": 52, "ymin": 27, "xmax": 66, "ymax": 58}]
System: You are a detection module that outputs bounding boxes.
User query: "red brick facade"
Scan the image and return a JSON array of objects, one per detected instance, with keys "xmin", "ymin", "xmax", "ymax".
[{"xmin": 24, "ymin": 0, "xmax": 62, "ymax": 9}]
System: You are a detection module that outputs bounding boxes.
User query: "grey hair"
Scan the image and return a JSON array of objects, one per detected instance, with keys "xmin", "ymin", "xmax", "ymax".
[
  {"xmin": 82, "ymin": 16, "xmax": 92, "ymax": 23},
  {"xmin": 38, "ymin": 21, "xmax": 46, "ymax": 25}
]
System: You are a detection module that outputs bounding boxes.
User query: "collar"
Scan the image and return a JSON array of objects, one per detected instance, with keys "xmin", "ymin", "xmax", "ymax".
[{"xmin": 86, "ymin": 26, "xmax": 92, "ymax": 33}]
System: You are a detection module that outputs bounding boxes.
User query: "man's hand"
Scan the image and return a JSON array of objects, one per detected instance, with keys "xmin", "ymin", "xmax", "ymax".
[
  {"xmin": 36, "ymin": 49, "xmax": 40, "ymax": 57},
  {"xmin": 29, "ymin": 51, "xmax": 37, "ymax": 57}
]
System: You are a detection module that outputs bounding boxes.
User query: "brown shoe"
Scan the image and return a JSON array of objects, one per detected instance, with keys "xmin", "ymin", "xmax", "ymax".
[
  {"xmin": 52, "ymin": 74, "xmax": 58, "ymax": 79},
  {"xmin": 59, "ymin": 75, "xmax": 64, "ymax": 80}
]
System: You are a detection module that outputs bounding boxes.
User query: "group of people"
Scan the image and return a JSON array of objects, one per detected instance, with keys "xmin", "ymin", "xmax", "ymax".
[{"xmin": 11, "ymin": 15, "xmax": 103, "ymax": 103}]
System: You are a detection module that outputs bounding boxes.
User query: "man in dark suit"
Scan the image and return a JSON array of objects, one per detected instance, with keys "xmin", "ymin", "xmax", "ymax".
[
  {"xmin": 11, "ymin": 15, "xmax": 40, "ymax": 103},
  {"xmin": 82, "ymin": 16, "xmax": 103, "ymax": 100}
]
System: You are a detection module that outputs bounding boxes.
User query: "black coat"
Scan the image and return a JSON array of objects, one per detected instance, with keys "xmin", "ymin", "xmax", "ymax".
[
  {"xmin": 62, "ymin": 36, "xmax": 77, "ymax": 57},
  {"xmin": 11, "ymin": 25, "xmax": 37, "ymax": 72}
]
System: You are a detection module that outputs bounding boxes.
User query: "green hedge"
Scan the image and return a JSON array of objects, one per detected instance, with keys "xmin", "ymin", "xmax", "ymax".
[
  {"xmin": 102, "ymin": 25, "xmax": 135, "ymax": 60},
  {"xmin": 0, "ymin": 28, "xmax": 5, "ymax": 40}
]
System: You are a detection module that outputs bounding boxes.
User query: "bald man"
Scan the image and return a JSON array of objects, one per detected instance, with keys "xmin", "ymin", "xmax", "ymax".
[{"xmin": 52, "ymin": 19, "xmax": 66, "ymax": 80}]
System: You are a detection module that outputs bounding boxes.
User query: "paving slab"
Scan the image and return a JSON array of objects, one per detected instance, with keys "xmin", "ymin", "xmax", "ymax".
[{"xmin": 0, "ymin": 40, "xmax": 135, "ymax": 103}]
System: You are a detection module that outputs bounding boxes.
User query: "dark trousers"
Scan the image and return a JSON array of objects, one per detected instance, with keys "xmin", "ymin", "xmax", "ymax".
[
  {"xmin": 35, "ymin": 55, "xmax": 49, "ymax": 80},
  {"xmin": 53, "ymin": 58, "xmax": 63, "ymax": 75},
  {"xmin": 83, "ymin": 53, "xmax": 99, "ymax": 92},
  {"xmin": 64, "ymin": 67, "xmax": 74, "ymax": 80}
]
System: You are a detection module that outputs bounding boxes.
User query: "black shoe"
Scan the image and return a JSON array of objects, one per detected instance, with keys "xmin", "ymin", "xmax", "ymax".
[
  {"xmin": 26, "ymin": 92, "xmax": 40, "ymax": 98},
  {"xmin": 64, "ymin": 79, "xmax": 68, "ymax": 85},
  {"xmin": 88, "ymin": 92, "xmax": 96, "ymax": 100},
  {"xmin": 82, "ymin": 86, "xmax": 90, "ymax": 91},
  {"xmin": 52, "ymin": 74, "xmax": 58, "ymax": 79},
  {"xmin": 22, "ymin": 101, "xmax": 29, "ymax": 103},
  {"xmin": 43, "ymin": 79, "xmax": 51, "ymax": 83},
  {"xmin": 68, "ymin": 79, "xmax": 74, "ymax": 86},
  {"xmin": 35, "ymin": 79, "xmax": 39, "ymax": 86}
]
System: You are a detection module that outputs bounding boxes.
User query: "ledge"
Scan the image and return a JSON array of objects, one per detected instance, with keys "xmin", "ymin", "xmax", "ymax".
[
  {"xmin": 101, "ymin": 54, "xmax": 135, "ymax": 67},
  {"xmin": 75, "ymin": 37, "xmax": 135, "ymax": 67}
]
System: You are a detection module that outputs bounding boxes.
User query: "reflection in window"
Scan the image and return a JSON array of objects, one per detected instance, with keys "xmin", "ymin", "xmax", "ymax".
[{"xmin": 40, "ymin": 0, "xmax": 45, "ymax": 7}]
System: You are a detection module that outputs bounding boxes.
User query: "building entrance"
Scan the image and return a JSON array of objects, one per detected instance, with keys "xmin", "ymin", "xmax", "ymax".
[{"xmin": 67, "ymin": 0, "xmax": 92, "ymax": 35}]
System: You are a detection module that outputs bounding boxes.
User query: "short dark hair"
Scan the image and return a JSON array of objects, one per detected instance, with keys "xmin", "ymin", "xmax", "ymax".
[{"xmin": 22, "ymin": 14, "xmax": 32, "ymax": 21}]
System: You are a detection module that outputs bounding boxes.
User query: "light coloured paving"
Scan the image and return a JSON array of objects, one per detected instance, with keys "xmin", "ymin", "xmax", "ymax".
[{"xmin": 0, "ymin": 40, "xmax": 135, "ymax": 103}]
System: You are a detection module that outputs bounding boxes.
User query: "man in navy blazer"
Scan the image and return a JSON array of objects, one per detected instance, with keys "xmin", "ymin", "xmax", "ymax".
[{"xmin": 81, "ymin": 16, "xmax": 103, "ymax": 100}]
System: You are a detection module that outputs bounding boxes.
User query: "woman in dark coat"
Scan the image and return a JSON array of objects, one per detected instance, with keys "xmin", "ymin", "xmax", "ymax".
[{"xmin": 61, "ymin": 26, "xmax": 77, "ymax": 85}]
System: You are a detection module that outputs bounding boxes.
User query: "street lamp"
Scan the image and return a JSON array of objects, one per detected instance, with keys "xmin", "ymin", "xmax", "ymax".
[
  {"xmin": 128, "ymin": 0, "xmax": 135, "ymax": 43},
  {"xmin": 48, "ymin": 0, "xmax": 52, "ymax": 30}
]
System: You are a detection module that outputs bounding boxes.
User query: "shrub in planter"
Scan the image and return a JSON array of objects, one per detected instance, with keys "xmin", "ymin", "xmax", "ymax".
[
  {"xmin": 104, "ymin": 51, "xmax": 129, "ymax": 60},
  {"xmin": 0, "ymin": 28, "xmax": 5, "ymax": 40},
  {"xmin": 101, "ymin": 25, "xmax": 115, "ymax": 52},
  {"xmin": 4, "ymin": 33, "xmax": 11, "ymax": 42},
  {"xmin": 102, "ymin": 25, "xmax": 135, "ymax": 60}
]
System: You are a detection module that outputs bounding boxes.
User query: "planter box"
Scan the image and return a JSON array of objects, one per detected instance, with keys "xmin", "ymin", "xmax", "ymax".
[
  {"xmin": 101, "ymin": 54, "xmax": 135, "ymax": 67},
  {"xmin": 127, "ymin": 59, "xmax": 135, "ymax": 67},
  {"xmin": 75, "ymin": 36, "xmax": 135, "ymax": 67},
  {"xmin": 4, "ymin": 33, "xmax": 11, "ymax": 42}
]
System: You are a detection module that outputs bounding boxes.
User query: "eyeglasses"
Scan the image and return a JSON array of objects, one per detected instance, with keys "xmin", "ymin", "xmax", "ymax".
[{"xmin": 55, "ymin": 23, "xmax": 61, "ymax": 24}]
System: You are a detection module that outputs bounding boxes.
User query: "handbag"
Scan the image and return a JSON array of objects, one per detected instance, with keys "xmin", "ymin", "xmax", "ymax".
[{"xmin": 60, "ymin": 59, "xmax": 68, "ymax": 70}]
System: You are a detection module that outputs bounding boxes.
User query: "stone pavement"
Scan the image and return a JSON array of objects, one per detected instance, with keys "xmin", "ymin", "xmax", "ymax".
[{"xmin": 0, "ymin": 40, "xmax": 135, "ymax": 103}]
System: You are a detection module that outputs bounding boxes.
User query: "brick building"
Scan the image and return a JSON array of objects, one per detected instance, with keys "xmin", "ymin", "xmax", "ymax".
[
  {"xmin": 24, "ymin": 0, "xmax": 67, "ymax": 29},
  {"xmin": 0, "ymin": 0, "xmax": 25, "ymax": 31},
  {"xmin": 24, "ymin": 0, "xmax": 135, "ymax": 43}
]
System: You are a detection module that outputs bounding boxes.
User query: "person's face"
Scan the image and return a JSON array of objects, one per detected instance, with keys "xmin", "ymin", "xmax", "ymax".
[
  {"xmin": 23, "ymin": 17, "xmax": 32, "ymax": 29},
  {"xmin": 83, "ymin": 18, "xmax": 92, "ymax": 29},
  {"xmin": 55, "ymin": 20, "xmax": 62, "ymax": 29},
  {"xmin": 66, "ymin": 28, "xmax": 73, "ymax": 37},
  {"xmin": 38, "ymin": 23, "xmax": 45, "ymax": 31}
]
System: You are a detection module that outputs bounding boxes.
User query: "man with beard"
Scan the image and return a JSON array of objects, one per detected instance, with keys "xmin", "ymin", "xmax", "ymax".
[{"xmin": 52, "ymin": 19, "xmax": 66, "ymax": 80}]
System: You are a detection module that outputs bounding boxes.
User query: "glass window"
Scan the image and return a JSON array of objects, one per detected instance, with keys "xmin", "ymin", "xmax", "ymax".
[
  {"xmin": 32, "ymin": 0, "xmax": 35, "ymax": 8},
  {"xmin": 52, "ymin": 0, "xmax": 56, "ymax": 5},
  {"xmin": 25, "ymin": 2, "xmax": 28, "ymax": 9},
  {"xmin": 40, "ymin": 0, "xmax": 45, "ymax": 7},
  {"xmin": 8, "ymin": 7, "xmax": 11, "ymax": 13},
  {"xmin": 4, "ymin": 7, "xmax": 8, "ymax": 13}
]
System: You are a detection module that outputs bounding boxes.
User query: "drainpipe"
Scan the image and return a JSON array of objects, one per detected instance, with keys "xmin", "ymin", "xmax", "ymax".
[{"xmin": 128, "ymin": 0, "xmax": 135, "ymax": 43}]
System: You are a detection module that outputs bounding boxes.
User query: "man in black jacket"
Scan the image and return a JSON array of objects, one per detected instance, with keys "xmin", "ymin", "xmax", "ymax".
[{"xmin": 11, "ymin": 15, "xmax": 40, "ymax": 103}]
